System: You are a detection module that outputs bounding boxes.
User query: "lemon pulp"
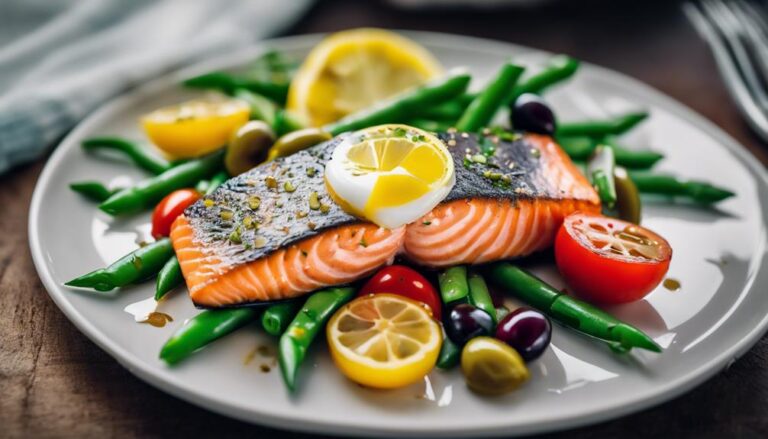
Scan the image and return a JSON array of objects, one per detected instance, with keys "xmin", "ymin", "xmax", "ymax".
[
  {"xmin": 324, "ymin": 124, "xmax": 455, "ymax": 228},
  {"xmin": 327, "ymin": 294, "xmax": 442, "ymax": 389},
  {"xmin": 288, "ymin": 28, "xmax": 442, "ymax": 126}
]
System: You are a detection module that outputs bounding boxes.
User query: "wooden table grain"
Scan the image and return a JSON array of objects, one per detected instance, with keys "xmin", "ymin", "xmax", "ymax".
[{"xmin": 2, "ymin": 0, "xmax": 767, "ymax": 437}]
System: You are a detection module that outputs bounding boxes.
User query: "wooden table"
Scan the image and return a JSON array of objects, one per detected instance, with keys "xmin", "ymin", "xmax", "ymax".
[{"xmin": 3, "ymin": 0, "xmax": 767, "ymax": 437}]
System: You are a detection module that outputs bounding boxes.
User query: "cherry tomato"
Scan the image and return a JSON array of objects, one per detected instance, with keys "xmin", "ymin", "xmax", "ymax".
[
  {"xmin": 555, "ymin": 213, "xmax": 672, "ymax": 304},
  {"xmin": 359, "ymin": 265, "xmax": 442, "ymax": 320},
  {"xmin": 151, "ymin": 189, "xmax": 201, "ymax": 238}
]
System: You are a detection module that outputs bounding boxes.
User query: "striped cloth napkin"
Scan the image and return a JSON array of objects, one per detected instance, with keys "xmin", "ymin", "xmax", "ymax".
[{"xmin": 0, "ymin": 0, "xmax": 312, "ymax": 174}]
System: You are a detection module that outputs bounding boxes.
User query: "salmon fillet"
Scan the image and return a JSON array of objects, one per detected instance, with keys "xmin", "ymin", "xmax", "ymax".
[
  {"xmin": 172, "ymin": 219, "xmax": 404, "ymax": 306},
  {"xmin": 405, "ymin": 134, "xmax": 600, "ymax": 267},
  {"xmin": 171, "ymin": 132, "xmax": 599, "ymax": 308}
]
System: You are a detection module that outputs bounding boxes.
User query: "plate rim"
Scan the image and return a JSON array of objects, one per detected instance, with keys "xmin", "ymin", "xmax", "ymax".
[{"xmin": 28, "ymin": 31, "xmax": 768, "ymax": 437}]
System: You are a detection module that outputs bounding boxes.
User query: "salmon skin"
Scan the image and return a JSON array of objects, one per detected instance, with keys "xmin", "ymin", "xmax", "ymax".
[{"xmin": 171, "ymin": 131, "xmax": 599, "ymax": 308}]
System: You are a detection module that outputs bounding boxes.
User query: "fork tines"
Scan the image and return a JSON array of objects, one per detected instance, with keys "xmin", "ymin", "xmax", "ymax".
[{"xmin": 684, "ymin": 0, "xmax": 768, "ymax": 141}]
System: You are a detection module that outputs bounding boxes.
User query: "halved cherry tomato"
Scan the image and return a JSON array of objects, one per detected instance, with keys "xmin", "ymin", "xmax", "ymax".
[
  {"xmin": 151, "ymin": 189, "xmax": 201, "ymax": 238},
  {"xmin": 555, "ymin": 213, "xmax": 672, "ymax": 304},
  {"xmin": 359, "ymin": 265, "xmax": 442, "ymax": 320}
]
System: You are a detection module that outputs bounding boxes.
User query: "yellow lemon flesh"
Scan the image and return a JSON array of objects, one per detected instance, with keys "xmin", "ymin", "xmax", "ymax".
[
  {"xmin": 288, "ymin": 28, "xmax": 442, "ymax": 127},
  {"xmin": 141, "ymin": 98, "xmax": 250, "ymax": 159},
  {"xmin": 324, "ymin": 124, "xmax": 455, "ymax": 229},
  {"xmin": 327, "ymin": 294, "xmax": 442, "ymax": 389}
]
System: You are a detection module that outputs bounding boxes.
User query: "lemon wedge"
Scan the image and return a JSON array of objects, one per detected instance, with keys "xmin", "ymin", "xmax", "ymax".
[
  {"xmin": 142, "ymin": 98, "xmax": 250, "ymax": 159},
  {"xmin": 327, "ymin": 294, "xmax": 442, "ymax": 389},
  {"xmin": 287, "ymin": 28, "xmax": 442, "ymax": 126},
  {"xmin": 324, "ymin": 124, "xmax": 455, "ymax": 228}
]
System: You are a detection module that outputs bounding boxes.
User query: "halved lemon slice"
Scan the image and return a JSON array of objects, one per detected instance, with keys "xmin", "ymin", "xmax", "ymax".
[
  {"xmin": 287, "ymin": 28, "xmax": 442, "ymax": 126},
  {"xmin": 327, "ymin": 294, "xmax": 442, "ymax": 389},
  {"xmin": 325, "ymin": 124, "xmax": 455, "ymax": 228},
  {"xmin": 141, "ymin": 98, "xmax": 250, "ymax": 159}
]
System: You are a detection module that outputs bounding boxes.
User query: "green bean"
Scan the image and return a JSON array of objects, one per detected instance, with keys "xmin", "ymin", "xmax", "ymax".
[
  {"xmin": 511, "ymin": 55, "xmax": 580, "ymax": 101},
  {"xmin": 99, "ymin": 150, "xmax": 224, "ymax": 216},
  {"xmin": 234, "ymin": 88, "xmax": 277, "ymax": 127},
  {"xmin": 155, "ymin": 256, "xmax": 183, "ymax": 300},
  {"xmin": 82, "ymin": 137, "xmax": 171, "ymax": 175},
  {"xmin": 487, "ymin": 263, "xmax": 661, "ymax": 352},
  {"xmin": 558, "ymin": 135, "xmax": 663, "ymax": 169},
  {"xmin": 588, "ymin": 145, "xmax": 617, "ymax": 208},
  {"xmin": 556, "ymin": 136, "xmax": 597, "ymax": 160},
  {"xmin": 160, "ymin": 308, "xmax": 259, "ymax": 365},
  {"xmin": 205, "ymin": 171, "xmax": 228, "ymax": 195},
  {"xmin": 273, "ymin": 110, "xmax": 306, "ymax": 136},
  {"xmin": 407, "ymin": 118, "xmax": 453, "ymax": 132},
  {"xmin": 438, "ymin": 266, "xmax": 470, "ymax": 304},
  {"xmin": 436, "ymin": 334, "xmax": 461, "ymax": 369},
  {"xmin": 556, "ymin": 112, "xmax": 649, "ymax": 137},
  {"xmin": 467, "ymin": 273, "xmax": 497, "ymax": 323},
  {"xmin": 65, "ymin": 238, "xmax": 174, "ymax": 291},
  {"xmin": 70, "ymin": 181, "xmax": 119, "ymax": 202},
  {"xmin": 262, "ymin": 301, "xmax": 302, "ymax": 336},
  {"xmin": 628, "ymin": 171, "xmax": 735, "ymax": 204},
  {"xmin": 602, "ymin": 137, "xmax": 664, "ymax": 169},
  {"xmin": 183, "ymin": 72, "xmax": 289, "ymax": 103},
  {"xmin": 279, "ymin": 287, "xmax": 356, "ymax": 391},
  {"xmin": 456, "ymin": 63, "xmax": 525, "ymax": 132},
  {"xmin": 195, "ymin": 179, "xmax": 210, "ymax": 194},
  {"xmin": 417, "ymin": 100, "xmax": 466, "ymax": 121},
  {"xmin": 323, "ymin": 71, "xmax": 471, "ymax": 136}
]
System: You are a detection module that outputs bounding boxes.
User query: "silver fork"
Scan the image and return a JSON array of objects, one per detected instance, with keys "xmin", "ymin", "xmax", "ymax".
[{"xmin": 684, "ymin": 0, "xmax": 768, "ymax": 141}]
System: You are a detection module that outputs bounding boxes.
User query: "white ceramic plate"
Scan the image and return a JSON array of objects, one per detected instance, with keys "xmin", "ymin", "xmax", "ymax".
[{"xmin": 29, "ymin": 32, "xmax": 768, "ymax": 437}]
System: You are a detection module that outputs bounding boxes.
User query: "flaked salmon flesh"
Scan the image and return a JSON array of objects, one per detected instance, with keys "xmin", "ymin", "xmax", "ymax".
[{"xmin": 171, "ymin": 132, "xmax": 600, "ymax": 307}]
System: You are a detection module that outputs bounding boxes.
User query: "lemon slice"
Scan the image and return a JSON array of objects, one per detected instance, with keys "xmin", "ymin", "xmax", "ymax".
[
  {"xmin": 327, "ymin": 294, "xmax": 442, "ymax": 389},
  {"xmin": 142, "ymin": 98, "xmax": 250, "ymax": 159},
  {"xmin": 288, "ymin": 28, "xmax": 442, "ymax": 126},
  {"xmin": 324, "ymin": 124, "xmax": 455, "ymax": 228}
]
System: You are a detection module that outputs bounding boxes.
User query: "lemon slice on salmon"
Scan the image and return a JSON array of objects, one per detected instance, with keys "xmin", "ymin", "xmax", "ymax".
[
  {"xmin": 327, "ymin": 294, "xmax": 442, "ymax": 389},
  {"xmin": 287, "ymin": 28, "xmax": 442, "ymax": 126},
  {"xmin": 324, "ymin": 124, "xmax": 455, "ymax": 228}
]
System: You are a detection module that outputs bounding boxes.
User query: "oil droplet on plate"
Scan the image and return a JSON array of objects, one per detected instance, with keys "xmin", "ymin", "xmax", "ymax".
[
  {"xmin": 144, "ymin": 312, "xmax": 173, "ymax": 327},
  {"xmin": 663, "ymin": 278, "xmax": 681, "ymax": 292},
  {"xmin": 260, "ymin": 364, "xmax": 271, "ymax": 373},
  {"xmin": 123, "ymin": 296, "xmax": 173, "ymax": 327}
]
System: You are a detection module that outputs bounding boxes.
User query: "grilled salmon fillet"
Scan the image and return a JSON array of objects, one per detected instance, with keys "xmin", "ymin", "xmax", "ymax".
[{"xmin": 171, "ymin": 132, "xmax": 599, "ymax": 308}]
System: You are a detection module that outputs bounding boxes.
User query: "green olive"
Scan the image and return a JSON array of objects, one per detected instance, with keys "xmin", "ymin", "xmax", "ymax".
[
  {"xmin": 460, "ymin": 336, "xmax": 529, "ymax": 396},
  {"xmin": 614, "ymin": 166, "xmax": 642, "ymax": 224},
  {"xmin": 225, "ymin": 120, "xmax": 275, "ymax": 176},
  {"xmin": 268, "ymin": 128, "xmax": 332, "ymax": 161}
]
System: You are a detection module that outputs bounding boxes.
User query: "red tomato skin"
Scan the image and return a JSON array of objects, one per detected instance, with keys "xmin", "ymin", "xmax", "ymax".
[
  {"xmin": 151, "ymin": 189, "xmax": 200, "ymax": 238},
  {"xmin": 554, "ymin": 221, "xmax": 671, "ymax": 304},
  {"xmin": 359, "ymin": 265, "xmax": 442, "ymax": 320}
]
